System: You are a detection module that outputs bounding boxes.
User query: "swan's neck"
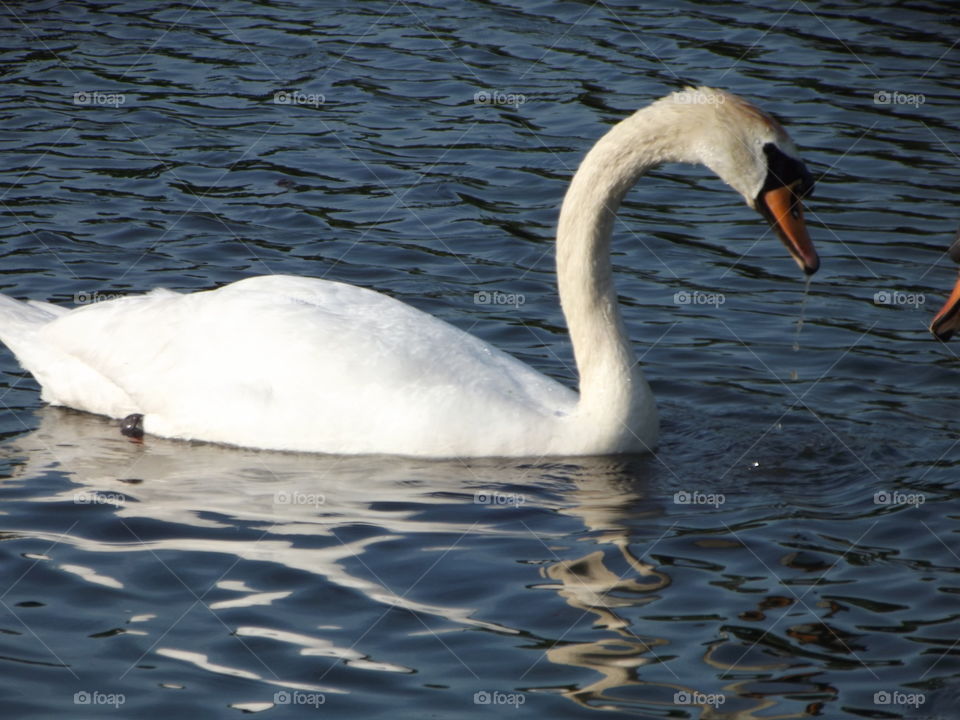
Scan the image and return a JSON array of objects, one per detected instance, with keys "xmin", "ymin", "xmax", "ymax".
[{"xmin": 557, "ymin": 104, "xmax": 697, "ymax": 447}]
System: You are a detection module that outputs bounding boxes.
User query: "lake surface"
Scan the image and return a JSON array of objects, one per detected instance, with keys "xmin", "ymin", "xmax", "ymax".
[{"xmin": 1, "ymin": 1, "xmax": 959, "ymax": 717}]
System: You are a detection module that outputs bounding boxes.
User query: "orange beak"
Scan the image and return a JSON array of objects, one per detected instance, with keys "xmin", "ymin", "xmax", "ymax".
[
  {"xmin": 759, "ymin": 184, "xmax": 819, "ymax": 275},
  {"xmin": 930, "ymin": 273, "xmax": 960, "ymax": 341}
]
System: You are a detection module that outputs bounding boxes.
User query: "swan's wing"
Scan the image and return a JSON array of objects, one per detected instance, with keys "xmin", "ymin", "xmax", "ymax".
[{"xmin": 32, "ymin": 276, "xmax": 576, "ymax": 455}]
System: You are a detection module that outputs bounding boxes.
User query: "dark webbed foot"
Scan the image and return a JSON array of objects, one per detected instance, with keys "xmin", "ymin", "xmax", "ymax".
[{"xmin": 121, "ymin": 414, "xmax": 144, "ymax": 440}]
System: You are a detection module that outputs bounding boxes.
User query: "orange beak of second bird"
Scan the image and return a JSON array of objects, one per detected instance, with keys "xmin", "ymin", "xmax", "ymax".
[{"xmin": 931, "ymin": 273, "xmax": 960, "ymax": 341}]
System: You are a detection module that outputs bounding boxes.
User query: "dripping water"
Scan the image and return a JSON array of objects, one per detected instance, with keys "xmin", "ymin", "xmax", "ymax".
[
  {"xmin": 793, "ymin": 275, "xmax": 812, "ymax": 353},
  {"xmin": 789, "ymin": 275, "xmax": 812, "ymax": 380}
]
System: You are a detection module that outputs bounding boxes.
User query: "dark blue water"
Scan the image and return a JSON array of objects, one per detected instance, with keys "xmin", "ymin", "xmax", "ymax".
[{"xmin": 1, "ymin": 1, "xmax": 959, "ymax": 717}]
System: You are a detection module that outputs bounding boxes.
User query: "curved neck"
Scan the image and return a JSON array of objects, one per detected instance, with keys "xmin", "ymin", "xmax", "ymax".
[{"xmin": 556, "ymin": 105, "xmax": 695, "ymax": 439}]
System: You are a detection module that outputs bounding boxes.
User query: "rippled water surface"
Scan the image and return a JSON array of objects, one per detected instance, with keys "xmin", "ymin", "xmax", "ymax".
[{"xmin": 1, "ymin": 1, "xmax": 959, "ymax": 718}]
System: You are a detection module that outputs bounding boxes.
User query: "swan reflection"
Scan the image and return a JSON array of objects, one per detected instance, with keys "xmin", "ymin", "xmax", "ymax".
[{"xmin": 5, "ymin": 409, "xmax": 812, "ymax": 715}]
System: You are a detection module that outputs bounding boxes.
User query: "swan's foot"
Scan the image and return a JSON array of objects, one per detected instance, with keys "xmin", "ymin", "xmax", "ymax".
[{"xmin": 120, "ymin": 413, "xmax": 144, "ymax": 441}]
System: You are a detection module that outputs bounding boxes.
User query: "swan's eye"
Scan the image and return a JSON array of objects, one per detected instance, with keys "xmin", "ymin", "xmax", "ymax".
[{"xmin": 761, "ymin": 143, "xmax": 815, "ymax": 199}]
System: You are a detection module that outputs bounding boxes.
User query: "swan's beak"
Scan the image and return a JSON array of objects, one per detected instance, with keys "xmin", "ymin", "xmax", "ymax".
[
  {"xmin": 930, "ymin": 273, "xmax": 960, "ymax": 341},
  {"xmin": 758, "ymin": 184, "xmax": 819, "ymax": 275}
]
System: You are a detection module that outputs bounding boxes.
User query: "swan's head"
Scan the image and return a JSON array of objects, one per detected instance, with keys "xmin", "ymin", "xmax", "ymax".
[
  {"xmin": 660, "ymin": 87, "xmax": 819, "ymax": 275},
  {"xmin": 930, "ymin": 229, "xmax": 960, "ymax": 341}
]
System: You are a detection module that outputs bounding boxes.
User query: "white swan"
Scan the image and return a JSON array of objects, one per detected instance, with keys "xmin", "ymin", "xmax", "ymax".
[{"xmin": 0, "ymin": 87, "xmax": 817, "ymax": 458}]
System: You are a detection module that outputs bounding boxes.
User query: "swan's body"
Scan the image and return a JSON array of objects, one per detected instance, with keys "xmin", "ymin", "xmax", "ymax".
[
  {"xmin": 0, "ymin": 87, "xmax": 818, "ymax": 457},
  {"xmin": 0, "ymin": 277, "xmax": 583, "ymax": 455}
]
